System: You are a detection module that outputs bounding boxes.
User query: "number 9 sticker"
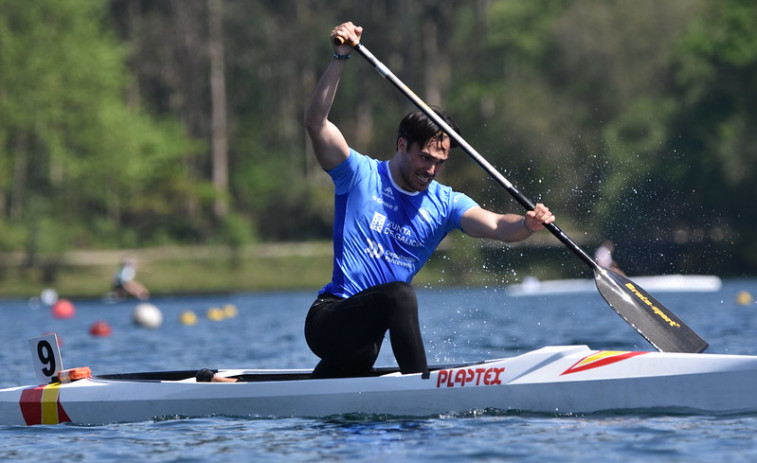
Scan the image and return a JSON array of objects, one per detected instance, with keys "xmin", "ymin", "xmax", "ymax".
[{"xmin": 28, "ymin": 333, "xmax": 64, "ymax": 384}]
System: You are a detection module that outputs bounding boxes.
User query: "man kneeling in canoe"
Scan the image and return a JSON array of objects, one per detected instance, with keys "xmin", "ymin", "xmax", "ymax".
[{"xmin": 302, "ymin": 22, "xmax": 555, "ymax": 379}]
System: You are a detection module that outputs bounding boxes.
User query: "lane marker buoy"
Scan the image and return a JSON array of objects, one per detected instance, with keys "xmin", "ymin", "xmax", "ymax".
[
  {"xmin": 207, "ymin": 307, "xmax": 225, "ymax": 321},
  {"xmin": 736, "ymin": 291, "xmax": 754, "ymax": 306},
  {"xmin": 223, "ymin": 304, "xmax": 238, "ymax": 318},
  {"xmin": 52, "ymin": 299, "xmax": 75, "ymax": 319},
  {"xmin": 180, "ymin": 310, "xmax": 198, "ymax": 326},
  {"xmin": 133, "ymin": 303, "xmax": 163, "ymax": 329},
  {"xmin": 89, "ymin": 321, "xmax": 112, "ymax": 337}
]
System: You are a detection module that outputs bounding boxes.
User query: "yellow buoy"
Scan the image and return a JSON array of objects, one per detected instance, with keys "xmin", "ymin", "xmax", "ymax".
[
  {"xmin": 180, "ymin": 310, "xmax": 198, "ymax": 326},
  {"xmin": 207, "ymin": 307, "xmax": 226, "ymax": 321},
  {"xmin": 223, "ymin": 304, "xmax": 238, "ymax": 318},
  {"xmin": 736, "ymin": 291, "xmax": 754, "ymax": 306}
]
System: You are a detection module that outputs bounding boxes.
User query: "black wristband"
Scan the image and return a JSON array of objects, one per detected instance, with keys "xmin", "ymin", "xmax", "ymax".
[
  {"xmin": 332, "ymin": 53, "xmax": 351, "ymax": 60},
  {"xmin": 195, "ymin": 368, "xmax": 214, "ymax": 382}
]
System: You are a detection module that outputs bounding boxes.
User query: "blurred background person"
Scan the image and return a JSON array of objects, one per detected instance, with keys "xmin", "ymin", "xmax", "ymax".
[{"xmin": 112, "ymin": 257, "xmax": 150, "ymax": 300}]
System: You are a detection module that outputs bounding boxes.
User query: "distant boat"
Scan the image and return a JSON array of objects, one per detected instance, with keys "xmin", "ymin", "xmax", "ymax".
[{"xmin": 507, "ymin": 274, "xmax": 722, "ymax": 296}]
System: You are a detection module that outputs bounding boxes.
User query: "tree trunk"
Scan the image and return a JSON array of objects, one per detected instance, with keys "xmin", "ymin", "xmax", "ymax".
[
  {"xmin": 10, "ymin": 131, "xmax": 28, "ymax": 220},
  {"xmin": 208, "ymin": 0, "xmax": 229, "ymax": 218}
]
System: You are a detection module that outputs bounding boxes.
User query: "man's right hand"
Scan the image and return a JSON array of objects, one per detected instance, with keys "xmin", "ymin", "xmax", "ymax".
[{"xmin": 330, "ymin": 21, "xmax": 363, "ymax": 50}]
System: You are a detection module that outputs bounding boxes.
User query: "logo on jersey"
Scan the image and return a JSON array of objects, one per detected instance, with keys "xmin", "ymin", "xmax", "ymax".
[
  {"xmin": 364, "ymin": 238, "xmax": 385, "ymax": 259},
  {"xmin": 372, "ymin": 191, "xmax": 398, "ymax": 211},
  {"xmin": 370, "ymin": 212, "xmax": 386, "ymax": 233}
]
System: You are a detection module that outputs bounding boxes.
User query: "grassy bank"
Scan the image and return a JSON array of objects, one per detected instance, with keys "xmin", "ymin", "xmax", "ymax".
[
  {"xmin": 0, "ymin": 231, "xmax": 739, "ymax": 300},
  {"xmin": 0, "ymin": 242, "xmax": 335, "ymax": 299},
  {"xmin": 0, "ymin": 236, "xmax": 589, "ymax": 300}
]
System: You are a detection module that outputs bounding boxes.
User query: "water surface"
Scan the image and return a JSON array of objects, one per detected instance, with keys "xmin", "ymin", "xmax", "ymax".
[{"xmin": 2, "ymin": 279, "xmax": 757, "ymax": 462}]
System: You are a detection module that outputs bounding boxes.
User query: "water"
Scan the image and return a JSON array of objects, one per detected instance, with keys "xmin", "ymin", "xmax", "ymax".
[{"xmin": 2, "ymin": 279, "xmax": 757, "ymax": 462}]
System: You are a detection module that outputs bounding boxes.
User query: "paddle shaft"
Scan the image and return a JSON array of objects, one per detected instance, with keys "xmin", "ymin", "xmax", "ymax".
[{"xmin": 351, "ymin": 43, "xmax": 599, "ymax": 270}]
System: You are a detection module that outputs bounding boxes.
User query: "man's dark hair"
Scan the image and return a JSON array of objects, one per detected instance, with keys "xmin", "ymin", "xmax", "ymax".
[{"xmin": 397, "ymin": 106, "xmax": 460, "ymax": 150}]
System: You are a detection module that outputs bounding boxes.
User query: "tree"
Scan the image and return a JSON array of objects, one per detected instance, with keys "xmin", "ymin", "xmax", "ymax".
[
  {"xmin": 0, "ymin": 0, "xmax": 194, "ymax": 271},
  {"xmin": 667, "ymin": 0, "xmax": 757, "ymax": 270}
]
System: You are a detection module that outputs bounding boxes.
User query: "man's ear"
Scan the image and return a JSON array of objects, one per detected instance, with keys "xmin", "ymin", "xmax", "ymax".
[{"xmin": 397, "ymin": 136, "xmax": 407, "ymax": 152}]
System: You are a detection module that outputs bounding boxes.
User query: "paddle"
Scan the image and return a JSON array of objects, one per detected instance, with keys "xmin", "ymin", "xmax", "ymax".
[{"xmin": 337, "ymin": 38, "xmax": 708, "ymax": 353}]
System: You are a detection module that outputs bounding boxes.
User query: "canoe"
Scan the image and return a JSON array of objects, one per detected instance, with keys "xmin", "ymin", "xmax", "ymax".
[
  {"xmin": 507, "ymin": 274, "xmax": 722, "ymax": 296},
  {"xmin": 4, "ymin": 342, "xmax": 757, "ymax": 426}
]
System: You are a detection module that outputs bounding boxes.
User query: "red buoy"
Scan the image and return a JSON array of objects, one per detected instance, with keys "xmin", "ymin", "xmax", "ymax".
[
  {"xmin": 52, "ymin": 299, "xmax": 75, "ymax": 319},
  {"xmin": 89, "ymin": 320, "xmax": 112, "ymax": 337}
]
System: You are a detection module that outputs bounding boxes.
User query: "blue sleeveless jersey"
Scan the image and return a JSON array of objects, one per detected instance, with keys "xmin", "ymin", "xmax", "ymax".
[{"xmin": 320, "ymin": 149, "xmax": 479, "ymax": 298}]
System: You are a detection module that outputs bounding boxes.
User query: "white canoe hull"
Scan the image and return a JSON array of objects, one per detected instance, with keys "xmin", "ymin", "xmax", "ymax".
[
  {"xmin": 507, "ymin": 274, "xmax": 722, "ymax": 296},
  {"xmin": 3, "ymin": 345, "xmax": 757, "ymax": 426}
]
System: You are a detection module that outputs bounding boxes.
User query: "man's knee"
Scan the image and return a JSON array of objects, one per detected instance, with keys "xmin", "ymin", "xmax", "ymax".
[{"xmin": 312, "ymin": 343, "xmax": 379, "ymax": 378}]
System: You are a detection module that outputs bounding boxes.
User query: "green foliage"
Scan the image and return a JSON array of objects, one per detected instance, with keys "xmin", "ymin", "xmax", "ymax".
[
  {"xmin": 218, "ymin": 212, "xmax": 255, "ymax": 248},
  {"xmin": 665, "ymin": 0, "xmax": 757, "ymax": 270},
  {"xmin": 485, "ymin": 0, "xmax": 568, "ymax": 62},
  {"xmin": 671, "ymin": 0, "xmax": 757, "ymax": 198},
  {"xmin": 257, "ymin": 179, "xmax": 334, "ymax": 242},
  {"xmin": 0, "ymin": 0, "xmax": 197, "ymax": 257},
  {"xmin": 1, "ymin": 0, "xmax": 756, "ymax": 280},
  {"xmin": 599, "ymin": 98, "xmax": 674, "ymax": 219}
]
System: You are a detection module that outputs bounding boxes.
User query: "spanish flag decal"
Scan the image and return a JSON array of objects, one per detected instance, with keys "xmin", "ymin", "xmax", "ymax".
[
  {"xmin": 19, "ymin": 383, "xmax": 72, "ymax": 425},
  {"xmin": 561, "ymin": 351, "xmax": 647, "ymax": 375}
]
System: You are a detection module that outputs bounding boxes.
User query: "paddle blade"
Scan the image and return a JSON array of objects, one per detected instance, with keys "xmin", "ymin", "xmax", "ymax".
[{"xmin": 594, "ymin": 269, "xmax": 708, "ymax": 353}]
